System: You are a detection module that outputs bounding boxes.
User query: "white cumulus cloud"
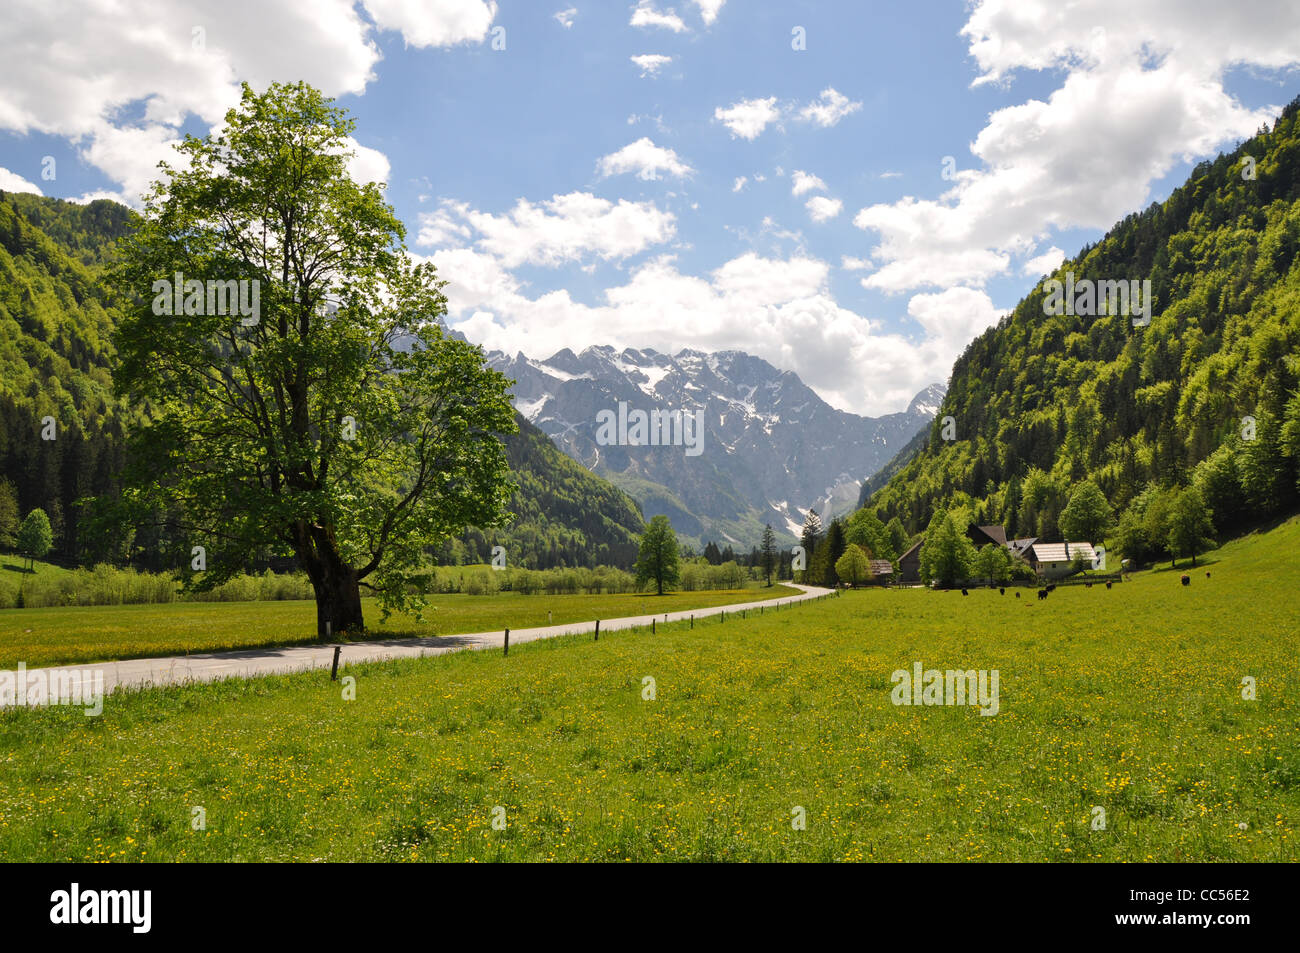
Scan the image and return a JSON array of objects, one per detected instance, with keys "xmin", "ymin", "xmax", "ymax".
[
  {"xmin": 0, "ymin": 166, "xmax": 42, "ymax": 195},
  {"xmin": 790, "ymin": 170, "xmax": 827, "ymax": 196},
  {"xmin": 596, "ymin": 138, "xmax": 693, "ymax": 180},
  {"xmin": 714, "ymin": 97, "xmax": 781, "ymax": 140},
  {"xmin": 630, "ymin": 1, "xmax": 688, "ymax": 32},
  {"xmin": 630, "ymin": 53, "xmax": 673, "ymax": 77},
  {"xmin": 691, "ymin": 0, "xmax": 725, "ymax": 25},
  {"xmin": 797, "ymin": 87, "xmax": 862, "ymax": 127},
  {"xmin": 418, "ymin": 191, "xmax": 676, "ymax": 268},
  {"xmin": 0, "ymin": 0, "xmax": 507, "ymax": 206},
  {"xmin": 849, "ymin": 0, "xmax": 1296, "ymax": 295},
  {"xmin": 805, "ymin": 196, "xmax": 843, "ymax": 223},
  {"xmin": 362, "ymin": 0, "xmax": 498, "ymax": 47}
]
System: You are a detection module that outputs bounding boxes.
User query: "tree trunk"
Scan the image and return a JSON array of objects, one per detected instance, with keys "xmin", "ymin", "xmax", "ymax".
[
  {"xmin": 294, "ymin": 521, "xmax": 366, "ymax": 639},
  {"xmin": 314, "ymin": 564, "xmax": 365, "ymax": 639}
]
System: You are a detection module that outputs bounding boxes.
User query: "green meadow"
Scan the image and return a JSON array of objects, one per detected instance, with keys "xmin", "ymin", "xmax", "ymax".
[
  {"xmin": 0, "ymin": 586, "xmax": 792, "ymax": 669},
  {"xmin": 0, "ymin": 522, "xmax": 1297, "ymax": 862}
]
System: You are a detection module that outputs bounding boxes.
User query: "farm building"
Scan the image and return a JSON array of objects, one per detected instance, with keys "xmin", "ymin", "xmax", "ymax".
[
  {"xmin": 1007, "ymin": 537, "xmax": 1038, "ymax": 559},
  {"xmin": 1027, "ymin": 542, "xmax": 1097, "ymax": 578},
  {"xmin": 868, "ymin": 559, "xmax": 895, "ymax": 583},
  {"xmin": 898, "ymin": 540, "xmax": 923, "ymax": 582}
]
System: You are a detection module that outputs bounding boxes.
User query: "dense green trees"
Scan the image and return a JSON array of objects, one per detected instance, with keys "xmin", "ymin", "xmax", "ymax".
[
  {"xmin": 1112, "ymin": 482, "xmax": 1216, "ymax": 568},
  {"xmin": 846, "ymin": 507, "xmax": 898, "ymax": 561},
  {"xmin": 865, "ymin": 96, "xmax": 1300, "ymax": 564},
  {"xmin": 635, "ymin": 514, "xmax": 681, "ymax": 595},
  {"xmin": 0, "ymin": 480, "xmax": 17, "ymax": 547}
]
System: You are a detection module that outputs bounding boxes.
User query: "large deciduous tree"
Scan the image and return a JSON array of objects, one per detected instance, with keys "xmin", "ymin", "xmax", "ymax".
[
  {"xmin": 635, "ymin": 515, "xmax": 681, "ymax": 596},
  {"xmin": 834, "ymin": 543, "xmax": 872, "ymax": 587},
  {"xmin": 919, "ymin": 509, "xmax": 976, "ymax": 588},
  {"xmin": 1166, "ymin": 485, "xmax": 1215, "ymax": 567},
  {"xmin": 16, "ymin": 508, "xmax": 53, "ymax": 571},
  {"xmin": 112, "ymin": 82, "xmax": 517, "ymax": 636},
  {"xmin": 1060, "ymin": 479, "xmax": 1116, "ymax": 543}
]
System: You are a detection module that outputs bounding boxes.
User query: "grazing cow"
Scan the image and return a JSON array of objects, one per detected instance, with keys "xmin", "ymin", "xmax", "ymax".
[
  {"xmin": 999, "ymin": 587, "xmax": 1006, "ymax": 595},
  {"xmin": 1085, "ymin": 582, "xmax": 1093, "ymax": 589},
  {"xmin": 1037, "ymin": 589, "xmax": 1048, "ymax": 600},
  {"xmin": 1181, "ymin": 574, "xmax": 1190, "ymax": 586},
  {"xmin": 1105, "ymin": 581, "xmax": 1112, "ymax": 589},
  {"xmin": 1015, "ymin": 591, "xmax": 1021, "ymax": 599},
  {"xmin": 1206, "ymin": 571, "xmax": 1211, "ymax": 578},
  {"xmin": 1047, "ymin": 584, "xmax": 1056, "ymax": 593},
  {"xmin": 961, "ymin": 589, "xmax": 969, "ymax": 596}
]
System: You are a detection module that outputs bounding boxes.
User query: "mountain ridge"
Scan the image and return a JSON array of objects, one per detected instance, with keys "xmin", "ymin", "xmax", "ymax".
[{"xmin": 478, "ymin": 339, "xmax": 943, "ymax": 547}]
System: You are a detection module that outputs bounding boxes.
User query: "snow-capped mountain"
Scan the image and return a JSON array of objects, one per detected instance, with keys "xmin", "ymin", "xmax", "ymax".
[{"xmin": 481, "ymin": 342, "xmax": 944, "ymax": 548}]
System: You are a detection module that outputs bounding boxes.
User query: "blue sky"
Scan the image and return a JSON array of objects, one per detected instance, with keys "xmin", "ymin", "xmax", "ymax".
[{"xmin": 2, "ymin": 0, "xmax": 1298, "ymax": 414}]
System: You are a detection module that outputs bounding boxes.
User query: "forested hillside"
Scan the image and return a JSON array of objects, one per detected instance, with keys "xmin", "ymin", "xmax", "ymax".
[
  {"xmin": 0, "ymin": 193, "xmax": 133, "ymax": 563},
  {"xmin": 866, "ymin": 96, "xmax": 1300, "ymax": 565},
  {"xmin": 0, "ymin": 192, "xmax": 643, "ymax": 570}
]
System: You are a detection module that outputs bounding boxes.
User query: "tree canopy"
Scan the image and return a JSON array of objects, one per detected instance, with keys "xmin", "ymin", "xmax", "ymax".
[{"xmin": 111, "ymin": 82, "xmax": 518, "ymax": 634}]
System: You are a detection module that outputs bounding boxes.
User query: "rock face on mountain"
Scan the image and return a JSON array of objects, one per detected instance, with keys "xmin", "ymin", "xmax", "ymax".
[{"xmin": 483, "ymin": 343, "xmax": 943, "ymax": 547}]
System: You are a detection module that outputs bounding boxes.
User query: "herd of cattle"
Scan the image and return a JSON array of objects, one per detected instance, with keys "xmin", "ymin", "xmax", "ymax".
[{"xmin": 952, "ymin": 570, "xmax": 1210, "ymax": 600}]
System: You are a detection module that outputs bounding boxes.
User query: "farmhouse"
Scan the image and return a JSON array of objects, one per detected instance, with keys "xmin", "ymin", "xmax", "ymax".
[{"xmin": 1027, "ymin": 542, "xmax": 1097, "ymax": 579}]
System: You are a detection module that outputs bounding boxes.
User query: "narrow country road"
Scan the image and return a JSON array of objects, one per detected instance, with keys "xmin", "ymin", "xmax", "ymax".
[{"xmin": 2, "ymin": 584, "xmax": 835, "ymax": 705}]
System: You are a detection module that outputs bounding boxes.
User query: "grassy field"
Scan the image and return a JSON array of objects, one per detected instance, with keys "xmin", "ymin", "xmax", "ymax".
[
  {"xmin": 0, "ymin": 521, "xmax": 1297, "ymax": 862},
  {"xmin": 0, "ymin": 586, "xmax": 796, "ymax": 669}
]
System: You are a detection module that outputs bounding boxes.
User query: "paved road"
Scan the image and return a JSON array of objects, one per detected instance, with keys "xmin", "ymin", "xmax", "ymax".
[{"xmin": 2, "ymin": 584, "xmax": 835, "ymax": 705}]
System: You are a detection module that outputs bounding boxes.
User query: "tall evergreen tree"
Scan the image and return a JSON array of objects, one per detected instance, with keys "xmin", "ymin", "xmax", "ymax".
[{"xmin": 759, "ymin": 523, "xmax": 777, "ymax": 587}]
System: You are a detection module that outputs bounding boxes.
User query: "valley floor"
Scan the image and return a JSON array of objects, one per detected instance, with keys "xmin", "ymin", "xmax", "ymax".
[
  {"xmin": 1, "ymin": 521, "xmax": 1297, "ymax": 861},
  {"xmin": 0, "ymin": 586, "xmax": 793, "ymax": 669}
]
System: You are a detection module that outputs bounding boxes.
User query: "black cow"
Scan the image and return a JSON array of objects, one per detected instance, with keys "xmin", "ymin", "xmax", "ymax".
[
  {"xmin": 1037, "ymin": 589, "xmax": 1048, "ymax": 600},
  {"xmin": 999, "ymin": 587, "xmax": 1006, "ymax": 595},
  {"xmin": 1181, "ymin": 574, "xmax": 1190, "ymax": 586},
  {"xmin": 1205, "ymin": 571, "xmax": 1211, "ymax": 578},
  {"xmin": 1105, "ymin": 581, "xmax": 1112, "ymax": 589},
  {"xmin": 1015, "ymin": 591, "xmax": 1021, "ymax": 599}
]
